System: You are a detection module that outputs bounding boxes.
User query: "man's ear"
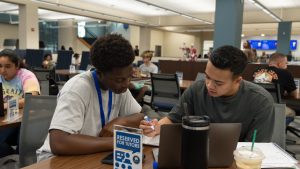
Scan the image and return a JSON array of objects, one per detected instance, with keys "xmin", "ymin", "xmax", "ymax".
[{"xmin": 234, "ymin": 76, "xmax": 242, "ymax": 83}]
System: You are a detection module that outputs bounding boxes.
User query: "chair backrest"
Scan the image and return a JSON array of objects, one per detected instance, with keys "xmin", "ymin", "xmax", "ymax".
[
  {"xmin": 195, "ymin": 72, "xmax": 205, "ymax": 81},
  {"xmin": 271, "ymin": 103, "xmax": 286, "ymax": 149},
  {"xmin": 25, "ymin": 49, "xmax": 44, "ymax": 69},
  {"xmin": 254, "ymin": 82, "xmax": 281, "ymax": 103},
  {"xmin": 19, "ymin": 94, "xmax": 57, "ymax": 167},
  {"xmin": 32, "ymin": 68, "xmax": 55, "ymax": 95},
  {"xmin": 150, "ymin": 73, "xmax": 181, "ymax": 111},
  {"xmin": 79, "ymin": 51, "xmax": 90, "ymax": 70},
  {"xmin": 56, "ymin": 50, "xmax": 72, "ymax": 69}
]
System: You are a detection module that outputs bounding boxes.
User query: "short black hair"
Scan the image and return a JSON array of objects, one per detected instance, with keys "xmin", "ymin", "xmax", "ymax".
[
  {"xmin": 90, "ymin": 34, "xmax": 134, "ymax": 73},
  {"xmin": 0, "ymin": 49, "xmax": 24, "ymax": 68},
  {"xmin": 209, "ymin": 45, "xmax": 247, "ymax": 76}
]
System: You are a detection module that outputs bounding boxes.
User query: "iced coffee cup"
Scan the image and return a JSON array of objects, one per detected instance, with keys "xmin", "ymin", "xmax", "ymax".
[{"xmin": 233, "ymin": 146, "xmax": 265, "ymax": 169}]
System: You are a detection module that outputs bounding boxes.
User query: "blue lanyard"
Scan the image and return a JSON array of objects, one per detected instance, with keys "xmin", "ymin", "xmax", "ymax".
[{"xmin": 92, "ymin": 71, "xmax": 113, "ymax": 128}]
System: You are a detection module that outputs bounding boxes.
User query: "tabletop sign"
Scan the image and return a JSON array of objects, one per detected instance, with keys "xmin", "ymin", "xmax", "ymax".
[
  {"xmin": 114, "ymin": 125, "xmax": 143, "ymax": 169},
  {"xmin": 69, "ymin": 65, "xmax": 76, "ymax": 73},
  {"xmin": 6, "ymin": 98, "xmax": 19, "ymax": 122}
]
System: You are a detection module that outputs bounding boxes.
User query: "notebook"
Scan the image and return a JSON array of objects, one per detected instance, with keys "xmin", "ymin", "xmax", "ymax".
[{"xmin": 153, "ymin": 123, "xmax": 241, "ymax": 168}]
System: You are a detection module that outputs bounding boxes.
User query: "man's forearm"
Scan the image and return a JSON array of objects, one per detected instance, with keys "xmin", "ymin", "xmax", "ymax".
[
  {"xmin": 118, "ymin": 113, "xmax": 144, "ymax": 128},
  {"xmin": 50, "ymin": 130, "xmax": 113, "ymax": 155}
]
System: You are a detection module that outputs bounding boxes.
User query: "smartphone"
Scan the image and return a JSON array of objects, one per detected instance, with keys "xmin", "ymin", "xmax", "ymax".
[
  {"xmin": 101, "ymin": 152, "xmax": 114, "ymax": 165},
  {"xmin": 101, "ymin": 152, "xmax": 146, "ymax": 165}
]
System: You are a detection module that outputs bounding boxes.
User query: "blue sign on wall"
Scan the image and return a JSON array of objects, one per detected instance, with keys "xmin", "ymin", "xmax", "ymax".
[{"xmin": 249, "ymin": 40, "xmax": 297, "ymax": 50}]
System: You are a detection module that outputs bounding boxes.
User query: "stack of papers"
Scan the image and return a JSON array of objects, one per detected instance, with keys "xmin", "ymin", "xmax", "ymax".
[
  {"xmin": 237, "ymin": 142, "xmax": 299, "ymax": 168},
  {"xmin": 143, "ymin": 135, "xmax": 160, "ymax": 147}
]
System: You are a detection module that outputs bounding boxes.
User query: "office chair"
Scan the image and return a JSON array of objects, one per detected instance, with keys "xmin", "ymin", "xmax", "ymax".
[
  {"xmin": 79, "ymin": 51, "xmax": 90, "ymax": 70},
  {"xmin": 271, "ymin": 103, "xmax": 286, "ymax": 149},
  {"xmin": 255, "ymin": 82, "xmax": 299, "ymax": 154},
  {"xmin": 150, "ymin": 73, "xmax": 181, "ymax": 113},
  {"xmin": 195, "ymin": 72, "xmax": 205, "ymax": 81},
  {"xmin": 254, "ymin": 82, "xmax": 281, "ymax": 103},
  {"xmin": 32, "ymin": 67, "xmax": 58, "ymax": 95},
  {"xmin": 25, "ymin": 49, "xmax": 44, "ymax": 69},
  {"xmin": 284, "ymin": 99, "xmax": 300, "ymax": 139},
  {"xmin": 19, "ymin": 94, "xmax": 57, "ymax": 168}
]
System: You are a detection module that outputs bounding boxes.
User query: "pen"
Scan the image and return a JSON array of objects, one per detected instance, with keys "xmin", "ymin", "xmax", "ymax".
[{"xmin": 144, "ymin": 116, "xmax": 155, "ymax": 130}]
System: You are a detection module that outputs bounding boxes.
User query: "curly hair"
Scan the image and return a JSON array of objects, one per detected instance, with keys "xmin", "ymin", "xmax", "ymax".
[
  {"xmin": 209, "ymin": 45, "xmax": 247, "ymax": 76},
  {"xmin": 90, "ymin": 34, "xmax": 134, "ymax": 73}
]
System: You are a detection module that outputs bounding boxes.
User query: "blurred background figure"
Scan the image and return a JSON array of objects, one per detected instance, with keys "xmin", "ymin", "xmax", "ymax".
[
  {"xmin": 139, "ymin": 50, "xmax": 158, "ymax": 76},
  {"xmin": 190, "ymin": 44, "xmax": 197, "ymax": 61},
  {"xmin": 242, "ymin": 41, "xmax": 256, "ymax": 62},
  {"xmin": 42, "ymin": 53, "xmax": 55, "ymax": 69},
  {"xmin": 72, "ymin": 53, "xmax": 81, "ymax": 69},
  {"xmin": 60, "ymin": 45, "xmax": 66, "ymax": 50},
  {"xmin": 134, "ymin": 45, "xmax": 139, "ymax": 56}
]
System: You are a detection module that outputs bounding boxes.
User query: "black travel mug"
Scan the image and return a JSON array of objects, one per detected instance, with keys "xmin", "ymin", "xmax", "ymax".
[
  {"xmin": 0, "ymin": 83, "xmax": 4, "ymax": 117},
  {"xmin": 181, "ymin": 116, "xmax": 210, "ymax": 169}
]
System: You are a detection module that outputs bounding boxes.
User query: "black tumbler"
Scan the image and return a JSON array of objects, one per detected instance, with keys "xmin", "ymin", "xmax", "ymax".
[
  {"xmin": 0, "ymin": 83, "xmax": 4, "ymax": 117},
  {"xmin": 181, "ymin": 116, "xmax": 210, "ymax": 169}
]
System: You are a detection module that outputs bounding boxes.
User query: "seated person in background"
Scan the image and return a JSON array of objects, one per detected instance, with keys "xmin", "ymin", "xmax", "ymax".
[
  {"xmin": 72, "ymin": 53, "xmax": 81, "ymax": 69},
  {"xmin": 253, "ymin": 52, "xmax": 297, "ymax": 123},
  {"xmin": 138, "ymin": 50, "xmax": 158, "ymax": 76},
  {"xmin": 0, "ymin": 49, "xmax": 40, "ymax": 158},
  {"xmin": 42, "ymin": 53, "xmax": 55, "ymax": 69},
  {"xmin": 140, "ymin": 45, "xmax": 275, "ymax": 142},
  {"xmin": 130, "ymin": 51, "xmax": 158, "ymax": 102},
  {"xmin": 37, "ymin": 34, "xmax": 143, "ymax": 160},
  {"xmin": 242, "ymin": 41, "xmax": 256, "ymax": 62}
]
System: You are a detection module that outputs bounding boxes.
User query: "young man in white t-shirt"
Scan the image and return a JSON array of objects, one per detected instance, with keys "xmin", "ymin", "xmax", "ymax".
[{"xmin": 37, "ymin": 34, "xmax": 144, "ymax": 160}]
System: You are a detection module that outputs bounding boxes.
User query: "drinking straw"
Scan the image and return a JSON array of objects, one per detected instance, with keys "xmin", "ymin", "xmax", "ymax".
[{"xmin": 251, "ymin": 129, "xmax": 257, "ymax": 151}]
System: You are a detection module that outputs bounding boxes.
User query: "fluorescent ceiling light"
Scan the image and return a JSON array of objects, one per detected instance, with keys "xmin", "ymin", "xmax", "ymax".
[
  {"xmin": 33, "ymin": 0, "xmax": 155, "ymax": 26},
  {"xmin": 135, "ymin": 0, "xmax": 212, "ymax": 24},
  {"xmin": 248, "ymin": 0, "xmax": 282, "ymax": 22}
]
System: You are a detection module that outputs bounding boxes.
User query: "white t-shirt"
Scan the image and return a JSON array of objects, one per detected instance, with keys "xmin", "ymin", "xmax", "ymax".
[
  {"xmin": 37, "ymin": 71, "xmax": 141, "ymax": 160},
  {"xmin": 139, "ymin": 63, "xmax": 158, "ymax": 75}
]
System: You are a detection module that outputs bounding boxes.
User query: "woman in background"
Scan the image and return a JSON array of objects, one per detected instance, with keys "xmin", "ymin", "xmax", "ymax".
[
  {"xmin": 243, "ymin": 41, "xmax": 256, "ymax": 62},
  {"xmin": 42, "ymin": 53, "xmax": 55, "ymax": 69},
  {"xmin": 0, "ymin": 49, "xmax": 40, "ymax": 158}
]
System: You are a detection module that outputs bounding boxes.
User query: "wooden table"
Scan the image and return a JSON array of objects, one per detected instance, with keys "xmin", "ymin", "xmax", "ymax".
[
  {"xmin": 55, "ymin": 69, "xmax": 85, "ymax": 76},
  {"xmin": 22, "ymin": 146, "xmax": 235, "ymax": 169},
  {"xmin": 180, "ymin": 80, "xmax": 194, "ymax": 90},
  {"xmin": 0, "ymin": 109, "xmax": 23, "ymax": 129}
]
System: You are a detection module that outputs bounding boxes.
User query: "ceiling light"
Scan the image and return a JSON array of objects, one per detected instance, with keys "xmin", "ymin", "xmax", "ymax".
[
  {"xmin": 248, "ymin": 0, "xmax": 282, "ymax": 22},
  {"xmin": 135, "ymin": 0, "xmax": 212, "ymax": 24},
  {"xmin": 241, "ymin": 34, "xmax": 245, "ymax": 37},
  {"xmin": 32, "ymin": 0, "xmax": 156, "ymax": 26},
  {"xmin": 261, "ymin": 33, "xmax": 265, "ymax": 36}
]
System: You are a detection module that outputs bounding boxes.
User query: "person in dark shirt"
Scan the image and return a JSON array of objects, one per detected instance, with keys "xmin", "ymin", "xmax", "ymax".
[
  {"xmin": 253, "ymin": 52, "xmax": 297, "ymax": 123},
  {"xmin": 134, "ymin": 45, "xmax": 139, "ymax": 56},
  {"xmin": 254, "ymin": 53, "xmax": 297, "ymax": 98},
  {"xmin": 140, "ymin": 45, "xmax": 275, "ymax": 142}
]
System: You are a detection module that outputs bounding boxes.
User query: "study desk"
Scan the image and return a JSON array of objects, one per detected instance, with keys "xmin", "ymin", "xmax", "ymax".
[
  {"xmin": 0, "ymin": 109, "xmax": 23, "ymax": 129},
  {"xmin": 180, "ymin": 80, "xmax": 194, "ymax": 90},
  {"xmin": 22, "ymin": 146, "xmax": 236, "ymax": 169},
  {"xmin": 55, "ymin": 69, "xmax": 85, "ymax": 76}
]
